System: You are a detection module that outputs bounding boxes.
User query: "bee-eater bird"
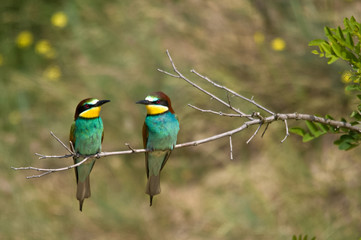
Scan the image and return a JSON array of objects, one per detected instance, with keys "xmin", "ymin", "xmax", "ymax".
[
  {"xmin": 69, "ymin": 98, "xmax": 110, "ymax": 211},
  {"xmin": 136, "ymin": 92, "xmax": 180, "ymax": 206}
]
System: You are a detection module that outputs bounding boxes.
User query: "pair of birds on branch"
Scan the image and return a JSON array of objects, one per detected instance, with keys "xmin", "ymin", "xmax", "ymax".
[{"xmin": 70, "ymin": 92, "xmax": 179, "ymax": 211}]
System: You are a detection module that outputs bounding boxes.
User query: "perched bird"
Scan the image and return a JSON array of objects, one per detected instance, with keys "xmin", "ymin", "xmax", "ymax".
[
  {"xmin": 136, "ymin": 92, "xmax": 179, "ymax": 206},
  {"xmin": 69, "ymin": 98, "xmax": 110, "ymax": 211}
]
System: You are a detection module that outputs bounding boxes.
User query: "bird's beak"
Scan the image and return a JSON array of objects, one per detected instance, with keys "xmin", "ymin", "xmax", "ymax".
[
  {"xmin": 96, "ymin": 100, "xmax": 110, "ymax": 106},
  {"xmin": 136, "ymin": 100, "xmax": 150, "ymax": 105}
]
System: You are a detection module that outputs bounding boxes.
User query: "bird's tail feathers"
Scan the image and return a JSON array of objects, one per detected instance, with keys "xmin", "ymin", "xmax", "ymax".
[
  {"xmin": 77, "ymin": 176, "xmax": 91, "ymax": 211},
  {"xmin": 146, "ymin": 175, "xmax": 161, "ymax": 206}
]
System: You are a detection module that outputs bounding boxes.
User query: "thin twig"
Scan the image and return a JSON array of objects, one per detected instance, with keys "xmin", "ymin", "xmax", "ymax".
[
  {"xmin": 50, "ymin": 131, "xmax": 74, "ymax": 154},
  {"xmin": 35, "ymin": 153, "xmax": 74, "ymax": 160},
  {"xmin": 158, "ymin": 50, "xmax": 251, "ymax": 119},
  {"xmin": 246, "ymin": 123, "xmax": 263, "ymax": 144},
  {"xmin": 229, "ymin": 136, "xmax": 233, "ymax": 160},
  {"xmin": 125, "ymin": 143, "xmax": 136, "ymax": 152},
  {"xmin": 191, "ymin": 69, "xmax": 274, "ymax": 115},
  {"xmin": 12, "ymin": 156, "xmax": 92, "ymax": 178},
  {"xmin": 188, "ymin": 104, "xmax": 247, "ymax": 117},
  {"xmin": 261, "ymin": 123, "xmax": 270, "ymax": 138},
  {"xmin": 281, "ymin": 120, "xmax": 289, "ymax": 143}
]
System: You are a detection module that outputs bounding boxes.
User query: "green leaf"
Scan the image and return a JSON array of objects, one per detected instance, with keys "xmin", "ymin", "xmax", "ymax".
[
  {"xmin": 320, "ymin": 42, "xmax": 332, "ymax": 55},
  {"xmin": 327, "ymin": 55, "xmax": 339, "ymax": 64},
  {"xmin": 303, "ymin": 133, "xmax": 315, "ymax": 142},
  {"xmin": 339, "ymin": 141, "xmax": 356, "ymax": 150},
  {"xmin": 308, "ymin": 39, "xmax": 327, "ymax": 46},
  {"xmin": 315, "ymin": 122, "xmax": 329, "ymax": 133},
  {"xmin": 311, "ymin": 50, "xmax": 319, "ymax": 55},
  {"xmin": 324, "ymin": 26, "xmax": 333, "ymax": 37},
  {"xmin": 289, "ymin": 127, "xmax": 306, "ymax": 136},
  {"xmin": 336, "ymin": 26, "xmax": 345, "ymax": 41},
  {"xmin": 346, "ymin": 32, "xmax": 354, "ymax": 48},
  {"xmin": 325, "ymin": 114, "xmax": 335, "ymax": 120},
  {"xmin": 345, "ymin": 84, "xmax": 361, "ymax": 91},
  {"xmin": 330, "ymin": 39, "xmax": 343, "ymax": 58},
  {"xmin": 305, "ymin": 121, "xmax": 318, "ymax": 136}
]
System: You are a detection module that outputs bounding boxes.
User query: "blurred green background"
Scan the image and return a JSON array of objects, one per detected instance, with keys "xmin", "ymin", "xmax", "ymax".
[{"xmin": 1, "ymin": 0, "xmax": 361, "ymax": 239}]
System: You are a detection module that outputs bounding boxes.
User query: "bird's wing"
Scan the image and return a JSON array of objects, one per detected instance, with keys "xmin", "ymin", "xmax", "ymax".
[
  {"xmin": 70, "ymin": 121, "xmax": 76, "ymax": 152},
  {"xmin": 142, "ymin": 122, "xmax": 150, "ymax": 178},
  {"xmin": 70, "ymin": 121, "xmax": 79, "ymax": 183},
  {"xmin": 160, "ymin": 151, "xmax": 172, "ymax": 171}
]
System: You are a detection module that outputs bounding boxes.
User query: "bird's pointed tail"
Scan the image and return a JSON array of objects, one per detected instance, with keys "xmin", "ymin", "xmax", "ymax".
[
  {"xmin": 77, "ymin": 176, "xmax": 91, "ymax": 212},
  {"xmin": 146, "ymin": 175, "xmax": 161, "ymax": 206}
]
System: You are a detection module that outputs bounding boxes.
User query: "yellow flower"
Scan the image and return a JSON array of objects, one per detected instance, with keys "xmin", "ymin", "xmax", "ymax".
[
  {"xmin": 35, "ymin": 40, "xmax": 56, "ymax": 58},
  {"xmin": 0, "ymin": 54, "xmax": 4, "ymax": 66},
  {"xmin": 341, "ymin": 71, "xmax": 352, "ymax": 83},
  {"xmin": 254, "ymin": 32, "xmax": 265, "ymax": 45},
  {"xmin": 44, "ymin": 65, "xmax": 61, "ymax": 81},
  {"xmin": 271, "ymin": 37, "xmax": 286, "ymax": 51},
  {"xmin": 51, "ymin": 12, "xmax": 68, "ymax": 28},
  {"xmin": 16, "ymin": 31, "xmax": 33, "ymax": 48}
]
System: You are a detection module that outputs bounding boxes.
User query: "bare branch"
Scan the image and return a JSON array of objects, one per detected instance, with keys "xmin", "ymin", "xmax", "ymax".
[
  {"xmin": 158, "ymin": 50, "xmax": 251, "ymax": 119},
  {"xmin": 191, "ymin": 69, "xmax": 274, "ymax": 115},
  {"xmin": 262, "ymin": 123, "xmax": 270, "ymax": 138},
  {"xmin": 229, "ymin": 136, "xmax": 233, "ymax": 161},
  {"xmin": 12, "ymin": 156, "xmax": 91, "ymax": 178},
  {"xmin": 246, "ymin": 123, "xmax": 263, "ymax": 144},
  {"xmin": 188, "ymin": 104, "xmax": 247, "ymax": 117},
  {"xmin": 125, "ymin": 143, "xmax": 136, "ymax": 152},
  {"xmin": 281, "ymin": 120, "xmax": 289, "ymax": 143},
  {"xmin": 13, "ymin": 50, "xmax": 361, "ymax": 179},
  {"xmin": 49, "ymin": 131, "xmax": 74, "ymax": 154}
]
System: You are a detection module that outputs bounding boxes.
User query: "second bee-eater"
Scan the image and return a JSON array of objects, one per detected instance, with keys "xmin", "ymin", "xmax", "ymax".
[
  {"xmin": 70, "ymin": 98, "xmax": 110, "ymax": 211},
  {"xmin": 136, "ymin": 92, "xmax": 180, "ymax": 206}
]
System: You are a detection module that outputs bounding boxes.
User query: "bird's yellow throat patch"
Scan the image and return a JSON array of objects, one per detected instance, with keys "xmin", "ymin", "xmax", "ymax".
[
  {"xmin": 146, "ymin": 105, "xmax": 169, "ymax": 115},
  {"xmin": 79, "ymin": 106, "xmax": 101, "ymax": 118}
]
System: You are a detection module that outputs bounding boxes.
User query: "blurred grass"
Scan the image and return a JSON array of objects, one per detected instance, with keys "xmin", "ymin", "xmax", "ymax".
[{"xmin": 1, "ymin": 0, "xmax": 361, "ymax": 239}]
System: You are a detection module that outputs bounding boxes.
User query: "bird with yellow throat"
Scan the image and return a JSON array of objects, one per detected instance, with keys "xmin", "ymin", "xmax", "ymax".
[
  {"xmin": 137, "ymin": 92, "xmax": 180, "ymax": 206},
  {"xmin": 70, "ymin": 98, "xmax": 110, "ymax": 211}
]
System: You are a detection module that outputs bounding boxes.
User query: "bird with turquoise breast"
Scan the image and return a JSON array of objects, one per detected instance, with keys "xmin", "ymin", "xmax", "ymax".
[
  {"xmin": 137, "ymin": 91, "xmax": 180, "ymax": 206},
  {"xmin": 69, "ymin": 98, "xmax": 110, "ymax": 211}
]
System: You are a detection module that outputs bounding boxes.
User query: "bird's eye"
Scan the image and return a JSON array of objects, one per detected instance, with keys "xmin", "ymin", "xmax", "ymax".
[
  {"xmin": 155, "ymin": 100, "xmax": 161, "ymax": 104},
  {"xmin": 84, "ymin": 104, "xmax": 90, "ymax": 109}
]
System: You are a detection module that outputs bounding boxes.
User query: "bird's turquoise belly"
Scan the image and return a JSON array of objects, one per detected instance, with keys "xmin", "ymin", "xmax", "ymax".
[
  {"xmin": 74, "ymin": 117, "xmax": 103, "ymax": 155},
  {"xmin": 145, "ymin": 112, "xmax": 179, "ymax": 151}
]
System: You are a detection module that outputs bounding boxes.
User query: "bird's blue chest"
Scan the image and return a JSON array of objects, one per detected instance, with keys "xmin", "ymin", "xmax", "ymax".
[
  {"xmin": 145, "ymin": 112, "xmax": 179, "ymax": 150},
  {"xmin": 74, "ymin": 117, "xmax": 103, "ymax": 155}
]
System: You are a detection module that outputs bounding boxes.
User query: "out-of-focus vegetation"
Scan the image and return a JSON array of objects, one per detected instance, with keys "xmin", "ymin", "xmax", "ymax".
[
  {"xmin": 291, "ymin": 16, "xmax": 361, "ymax": 150},
  {"xmin": 2, "ymin": 1, "xmax": 361, "ymax": 239}
]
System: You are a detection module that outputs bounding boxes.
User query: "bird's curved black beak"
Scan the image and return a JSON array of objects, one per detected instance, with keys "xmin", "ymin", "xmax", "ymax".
[
  {"xmin": 136, "ymin": 100, "xmax": 150, "ymax": 105},
  {"xmin": 96, "ymin": 100, "xmax": 110, "ymax": 106}
]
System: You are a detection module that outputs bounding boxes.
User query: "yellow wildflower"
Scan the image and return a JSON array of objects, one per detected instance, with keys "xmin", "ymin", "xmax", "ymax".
[
  {"xmin": 35, "ymin": 40, "xmax": 56, "ymax": 58},
  {"xmin": 44, "ymin": 65, "xmax": 61, "ymax": 81},
  {"xmin": 341, "ymin": 71, "xmax": 352, "ymax": 83},
  {"xmin": 254, "ymin": 32, "xmax": 265, "ymax": 45},
  {"xmin": 0, "ymin": 54, "xmax": 4, "ymax": 66},
  {"xmin": 51, "ymin": 12, "xmax": 68, "ymax": 28},
  {"xmin": 16, "ymin": 31, "xmax": 33, "ymax": 48},
  {"xmin": 271, "ymin": 37, "xmax": 286, "ymax": 51}
]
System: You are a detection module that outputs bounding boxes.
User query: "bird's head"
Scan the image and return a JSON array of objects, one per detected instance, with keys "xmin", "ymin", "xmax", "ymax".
[
  {"xmin": 74, "ymin": 98, "xmax": 110, "ymax": 119},
  {"xmin": 136, "ymin": 91, "xmax": 175, "ymax": 115}
]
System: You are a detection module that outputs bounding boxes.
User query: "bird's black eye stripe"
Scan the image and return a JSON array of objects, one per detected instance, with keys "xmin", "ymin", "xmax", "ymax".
[
  {"xmin": 153, "ymin": 100, "xmax": 168, "ymax": 106},
  {"xmin": 80, "ymin": 104, "xmax": 93, "ymax": 112}
]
